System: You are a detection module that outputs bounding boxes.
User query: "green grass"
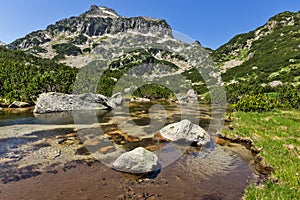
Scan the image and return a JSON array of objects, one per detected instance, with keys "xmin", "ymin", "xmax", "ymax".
[{"xmin": 223, "ymin": 110, "xmax": 300, "ymax": 199}]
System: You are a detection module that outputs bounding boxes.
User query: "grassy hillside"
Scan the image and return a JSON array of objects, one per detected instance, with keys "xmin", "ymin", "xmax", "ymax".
[{"xmin": 213, "ymin": 11, "xmax": 300, "ymax": 84}]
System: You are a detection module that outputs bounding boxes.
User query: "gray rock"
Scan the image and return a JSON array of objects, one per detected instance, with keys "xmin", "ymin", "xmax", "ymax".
[
  {"xmin": 186, "ymin": 89, "xmax": 197, "ymax": 98},
  {"xmin": 179, "ymin": 89, "xmax": 198, "ymax": 103},
  {"xmin": 124, "ymin": 87, "xmax": 131, "ymax": 93},
  {"xmin": 269, "ymin": 80, "xmax": 283, "ymax": 87},
  {"xmin": 111, "ymin": 92, "xmax": 123, "ymax": 105},
  {"xmin": 112, "ymin": 147, "xmax": 158, "ymax": 173},
  {"xmin": 34, "ymin": 92, "xmax": 121, "ymax": 113},
  {"xmin": 159, "ymin": 119, "xmax": 211, "ymax": 146},
  {"xmin": 8, "ymin": 101, "xmax": 30, "ymax": 108}
]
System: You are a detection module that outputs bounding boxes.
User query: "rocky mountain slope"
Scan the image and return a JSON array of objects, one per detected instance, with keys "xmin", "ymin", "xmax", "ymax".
[
  {"xmin": 213, "ymin": 11, "xmax": 300, "ymax": 85},
  {"xmin": 7, "ymin": 6, "xmax": 173, "ymax": 67}
]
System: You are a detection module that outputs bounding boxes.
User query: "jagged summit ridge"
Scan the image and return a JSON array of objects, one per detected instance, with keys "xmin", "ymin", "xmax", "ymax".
[
  {"xmin": 6, "ymin": 5, "xmax": 174, "ymax": 67},
  {"xmin": 8, "ymin": 5, "xmax": 172, "ymax": 51},
  {"xmin": 84, "ymin": 5, "xmax": 120, "ymax": 18}
]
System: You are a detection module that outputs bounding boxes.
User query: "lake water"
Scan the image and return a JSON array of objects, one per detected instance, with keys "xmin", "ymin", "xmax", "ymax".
[{"xmin": 0, "ymin": 102, "xmax": 259, "ymax": 200}]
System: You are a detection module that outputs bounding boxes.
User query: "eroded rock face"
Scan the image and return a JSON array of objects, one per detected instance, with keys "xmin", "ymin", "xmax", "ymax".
[
  {"xmin": 34, "ymin": 92, "xmax": 122, "ymax": 113},
  {"xmin": 159, "ymin": 119, "xmax": 211, "ymax": 146},
  {"xmin": 112, "ymin": 147, "xmax": 158, "ymax": 173}
]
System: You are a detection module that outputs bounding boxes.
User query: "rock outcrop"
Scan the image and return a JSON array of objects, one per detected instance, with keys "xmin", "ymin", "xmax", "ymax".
[
  {"xmin": 158, "ymin": 119, "xmax": 211, "ymax": 146},
  {"xmin": 34, "ymin": 92, "xmax": 122, "ymax": 113},
  {"xmin": 112, "ymin": 147, "xmax": 158, "ymax": 173}
]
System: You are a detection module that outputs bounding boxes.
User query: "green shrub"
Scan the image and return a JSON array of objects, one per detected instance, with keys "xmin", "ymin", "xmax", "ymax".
[
  {"xmin": 52, "ymin": 43, "xmax": 82, "ymax": 56},
  {"xmin": 69, "ymin": 34, "xmax": 88, "ymax": 45},
  {"xmin": 234, "ymin": 94, "xmax": 277, "ymax": 112},
  {"xmin": 83, "ymin": 48, "xmax": 91, "ymax": 53},
  {"xmin": 276, "ymin": 84, "xmax": 300, "ymax": 108},
  {"xmin": 0, "ymin": 46, "xmax": 77, "ymax": 104}
]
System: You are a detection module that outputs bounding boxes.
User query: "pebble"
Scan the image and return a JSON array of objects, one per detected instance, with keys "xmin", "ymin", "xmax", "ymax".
[{"xmin": 287, "ymin": 144, "xmax": 295, "ymax": 151}]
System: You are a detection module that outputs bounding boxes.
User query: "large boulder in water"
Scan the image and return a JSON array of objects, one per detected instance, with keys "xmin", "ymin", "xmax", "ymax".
[
  {"xmin": 34, "ymin": 92, "xmax": 122, "ymax": 113},
  {"xmin": 158, "ymin": 119, "xmax": 211, "ymax": 146},
  {"xmin": 112, "ymin": 147, "xmax": 158, "ymax": 173}
]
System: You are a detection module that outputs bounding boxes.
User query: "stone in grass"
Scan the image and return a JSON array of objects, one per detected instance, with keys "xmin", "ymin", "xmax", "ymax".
[
  {"xmin": 159, "ymin": 119, "xmax": 211, "ymax": 147},
  {"xmin": 112, "ymin": 147, "xmax": 158, "ymax": 173}
]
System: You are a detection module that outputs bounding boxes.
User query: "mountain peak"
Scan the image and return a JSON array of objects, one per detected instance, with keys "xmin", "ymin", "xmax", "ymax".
[
  {"xmin": 84, "ymin": 5, "xmax": 120, "ymax": 18},
  {"xmin": 192, "ymin": 40, "xmax": 201, "ymax": 46}
]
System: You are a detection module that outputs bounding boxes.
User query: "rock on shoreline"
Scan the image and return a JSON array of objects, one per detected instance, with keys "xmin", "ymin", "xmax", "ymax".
[
  {"xmin": 34, "ymin": 92, "xmax": 123, "ymax": 114},
  {"xmin": 8, "ymin": 101, "xmax": 31, "ymax": 108}
]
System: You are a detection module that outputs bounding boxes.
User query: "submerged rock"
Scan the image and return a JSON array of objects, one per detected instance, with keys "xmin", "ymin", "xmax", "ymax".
[
  {"xmin": 8, "ymin": 101, "xmax": 30, "ymax": 108},
  {"xmin": 112, "ymin": 147, "xmax": 158, "ymax": 173},
  {"xmin": 34, "ymin": 92, "xmax": 122, "ymax": 113},
  {"xmin": 159, "ymin": 119, "xmax": 211, "ymax": 146}
]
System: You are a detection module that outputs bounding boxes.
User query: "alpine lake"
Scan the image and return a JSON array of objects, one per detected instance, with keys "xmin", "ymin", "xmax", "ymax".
[{"xmin": 0, "ymin": 101, "xmax": 266, "ymax": 200}]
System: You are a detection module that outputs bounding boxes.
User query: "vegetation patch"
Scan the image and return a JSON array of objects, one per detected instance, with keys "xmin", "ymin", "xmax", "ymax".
[
  {"xmin": 0, "ymin": 46, "xmax": 77, "ymax": 105},
  {"xmin": 223, "ymin": 110, "xmax": 300, "ymax": 200},
  {"xmin": 52, "ymin": 43, "xmax": 82, "ymax": 57}
]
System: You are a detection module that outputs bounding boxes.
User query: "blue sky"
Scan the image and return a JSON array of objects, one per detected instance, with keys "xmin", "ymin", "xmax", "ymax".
[{"xmin": 0, "ymin": 0, "xmax": 300, "ymax": 49}]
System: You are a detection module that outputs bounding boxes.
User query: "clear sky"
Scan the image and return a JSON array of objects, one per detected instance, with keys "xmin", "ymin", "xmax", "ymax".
[{"xmin": 0, "ymin": 0, "xmax": 300, "ymax": 49}]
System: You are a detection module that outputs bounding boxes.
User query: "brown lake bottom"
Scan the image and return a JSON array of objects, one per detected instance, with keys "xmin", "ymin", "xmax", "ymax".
[
  {"xmin": 0, "ymin": 144, "xmax": 258, "ymax": 200},
  {"xmin": 0, "ymin": 103, "xmax": 262, "ymax": 200}
]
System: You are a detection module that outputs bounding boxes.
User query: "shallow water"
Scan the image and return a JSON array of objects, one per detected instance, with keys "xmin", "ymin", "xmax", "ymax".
[{"xmin": 0, "ymin": 102, "xmax": 258, "ymax": 200}]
